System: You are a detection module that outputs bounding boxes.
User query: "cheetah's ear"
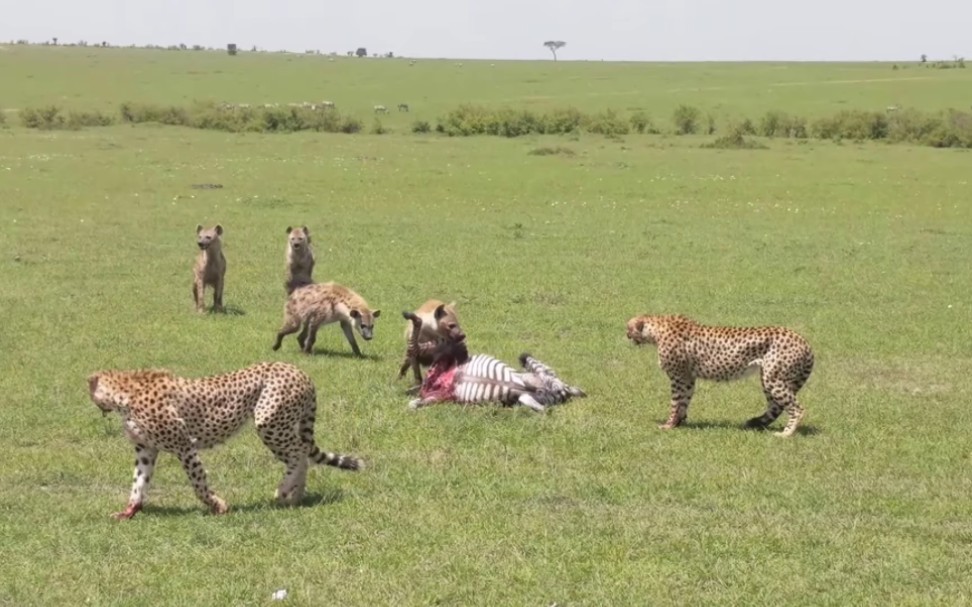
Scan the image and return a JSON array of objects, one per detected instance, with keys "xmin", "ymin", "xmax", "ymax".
[
  {"xmin": 635, "ymin": 319, "xmax": 645, "ymax": 332},
  {"xmin": 214, "ymin": 224, "xmax": 223, "ymax": 236},
  {"xmin": 87, "ymin": 373, "xmax": 99, "ymax": 396},
  {"xmin": 349, "ymin": 309, "xmax": 361, "ymax": 319},
  {"xmin": 286, "ymin": 226, "xmax": 293, "ymax": 234},
  {"xmin": 372, "ymin": 309, "xmax": 381, "ymax": 319},
  {"xmin": 196, "ymin": 224, "xmax": 203, "ymax": 235}
]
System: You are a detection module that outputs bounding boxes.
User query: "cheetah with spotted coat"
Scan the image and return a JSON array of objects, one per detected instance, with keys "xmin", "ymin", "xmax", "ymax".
[
  {"xmin": 88, "ymin": 361, "xmax": 362, "ymax": 519},
  {"xmin": 626, "ymin": 314, "xmax": 814, "ymax": 437}
]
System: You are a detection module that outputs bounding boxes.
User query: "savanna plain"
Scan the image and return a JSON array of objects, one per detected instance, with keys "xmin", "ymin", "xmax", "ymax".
[{"xmin": 1, "ymin": 46, "xmax": 971, "ymax": 606}]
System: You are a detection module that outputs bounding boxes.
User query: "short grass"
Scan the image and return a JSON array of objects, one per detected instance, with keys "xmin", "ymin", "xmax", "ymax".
[{"xmin": 1, "ymin": 47, "xmax": 971, "ymax": 606}]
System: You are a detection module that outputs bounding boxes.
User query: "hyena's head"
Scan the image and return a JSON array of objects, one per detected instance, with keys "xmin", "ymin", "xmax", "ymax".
[
  {"xmin": 196, "ymin": 224, "xmax": 223, "ymax": 250},
  {"xmin": 433, "ymin": 301, "xmax": 465, "ymax": 343},
  {"xmin": 626, "ymin": 316, "xmax": 655, "ymax": 346},
  {"xmin": 286, "ymin": 225, "xmax": 311, "ymax": 253},
  {"xmin": 350, "ymin": 308, "xmax": 381, "ymax": 341}
]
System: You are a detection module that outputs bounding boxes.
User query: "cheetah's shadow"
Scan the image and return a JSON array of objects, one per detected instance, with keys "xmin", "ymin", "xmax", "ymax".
[
  {"xmin": 134, "ymin": 488, "xmax": 345, "ymax": 518},
  {"xmin": 677, "ymin": 419, "xmax": 822, "ymax": 436}
]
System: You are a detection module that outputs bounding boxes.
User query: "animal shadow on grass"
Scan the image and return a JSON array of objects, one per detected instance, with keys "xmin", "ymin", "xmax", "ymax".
[
  {"xmin": 308, "ymin": 347, "xmax": 381, "ymax": 362},
  {"xmin": 136, "ymin": 487, "xmax": 345, "ymax": 518},
  {"xmin": 208, "ymin": 305, "xmax": 245, "ymax": 316},
  {"xmin": 677, "ymin": 419, "xmax": 822, "ymax": 436}
]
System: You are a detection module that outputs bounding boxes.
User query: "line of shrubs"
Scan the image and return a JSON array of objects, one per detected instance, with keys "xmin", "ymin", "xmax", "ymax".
[{"xmin": 13, "ymin": 101, "xmax": 972, "ymax": 149}]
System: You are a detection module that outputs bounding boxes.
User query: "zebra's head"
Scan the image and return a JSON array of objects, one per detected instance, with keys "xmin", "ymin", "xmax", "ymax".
[{"xmin": 350, "ymin": 308, "xmax": 381, "ymax": 340}]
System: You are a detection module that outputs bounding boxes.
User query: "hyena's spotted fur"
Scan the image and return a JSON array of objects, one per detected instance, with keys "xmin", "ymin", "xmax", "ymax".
[
  {"xmin": 398, "ymin": 299, "xmax": 464, "ymax": 385},
  {"xmin": 192, "ymin": 224, "xmax": 226, "ymax": 313},
  {"xmin": 272, "ymin": 282, "xmax": 381, "ymax": 356},
  {"xmin": 626, "ymin": 314, "xmax": 814, "ymax": 437}
]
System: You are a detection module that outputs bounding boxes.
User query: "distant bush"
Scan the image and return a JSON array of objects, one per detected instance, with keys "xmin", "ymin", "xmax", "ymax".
[
  {"xmin": 759, "ymin": 111, "xmax": 807, "ymax": 138},
  {"xmin": 120, "ymin": 102, "xmax": 191, "ymax": 126},
  {"xmin": 528, "ymin": 145, "xmax": 576, "ymax": 157},
  {"xmin": 811, "ymin": 110, "xmax": 888, "ymax": 140},
  {"xmin": 411, "ymin": 120, "xmax": 431, "ymax": 133},
  {"xmin": 672, "ymin": 104, "xmax": 700, "ymax": 135},
  {"xmin": 20, "ymin": 106, "xmax": 68, "ymax": 129},
  {"xmin": 67, "ymin": 109, "xmax": 115, "ymax": 128},
  {"xmin": 371, "ymin": 118, "xmax": 387, "ymax": 135},
  {"xmin": 0, "ymin": 111, "xmax": 6, "ymax": 127},
  {"xmin": 702, "ymin": 130, "xmax": 768, "ymax": 150},
  {"xmin": 584, "ymin": 109, "xmax": 629, "ymax": 136}
]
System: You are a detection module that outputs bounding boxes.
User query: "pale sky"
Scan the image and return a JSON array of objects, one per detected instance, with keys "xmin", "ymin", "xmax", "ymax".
[{"xmin": 2, "ymin": 0, "xmax": 968, "ymax": 62}]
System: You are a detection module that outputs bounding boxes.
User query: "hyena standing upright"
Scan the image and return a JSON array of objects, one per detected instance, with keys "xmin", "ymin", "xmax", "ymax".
[
  {"xmin": 285, "ymin": 225, "xmax": 315, "ymax": 295},
  {"xmin": 272, "ymin": 282, "xmax": 381, "ymax": 356},
  {"xmin": 192, "ymin": 224, "xmax": 226, "ymax": 313},
  {"xmin": 398, "ymin": 299, "xmax": 465, "ymax": 384}
]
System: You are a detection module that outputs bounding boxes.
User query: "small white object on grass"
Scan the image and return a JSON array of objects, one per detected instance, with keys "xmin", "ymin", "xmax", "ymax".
[{"xmin": 271, "ymin": 589, "xmax": 288, "ymax": 600}]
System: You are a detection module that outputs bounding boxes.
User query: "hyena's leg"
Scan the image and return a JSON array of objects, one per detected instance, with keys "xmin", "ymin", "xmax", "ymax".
[
  {"xmin": 296, "ymin": 320, "xmax": 310, "ymax": 350},
  {"xmin": 213, "ymin": 275, "xmax": 225, "ymax": 313},
  {"xmin": 339, "ymin": 320, "xmax": 363, "ymax": 357},
  {"xmin": 303, "ymin": 321, "xmax": 322, "ymax": 354},
  {"xmin": 193, "ymin": 278, "xmax": 206, "ymax": 313},
  {"xmin": 272, "ymin": 313, "xmax": 302, "ymax": 351},
  {"xmin": 660, "ymin": 376, "xmax": 694, "ymax": 429},
  {"xmin": 254, "ymin": 400, "xmax": 310, "ymax": 506},
  {"xmin": 177, "ymin": 448, "xmax": 228, "ymax": 515},
  {"xmin": 112, "ymin": 444, "xmax": 159, "ymax": 520}
]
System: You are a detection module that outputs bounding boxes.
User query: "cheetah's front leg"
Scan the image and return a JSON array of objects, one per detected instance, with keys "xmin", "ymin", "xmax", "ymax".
[
  {"xmin": 112, "ymin": 444, "xmax": 158, "ymax": 520},
  {"xmin": 177, "ymin": 448, "xmax": 229, "ymax": 515},
  {"xmin": 660, "ymin": 376, "xmax": 694, "ymax": 430}
]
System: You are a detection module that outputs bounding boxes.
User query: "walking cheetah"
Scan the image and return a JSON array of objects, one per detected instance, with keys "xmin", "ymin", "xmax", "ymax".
[
  {"xmin": 626, "ymin": 314, "xmax": 814, "ymax": 437},
  {"xmin": 88, "ymin": 361, "xmax": 363, "ymax": 519}
]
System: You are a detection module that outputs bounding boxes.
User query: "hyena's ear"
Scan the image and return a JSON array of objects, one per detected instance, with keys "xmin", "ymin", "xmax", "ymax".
[
  {"xmin": 285, "ymin": 226, "xmax": 293, "ymax": 234},
  {"xmin": 301, "ymin": 226, "xmax": 310, "ymax": 236},
  {"xmin": 434, "ymin": 304, "xmax": 447, "ymax": 320},
  {"xmin": 447, "ymin": 301, "xmax": 457, "ymax": 309},
  {"xmin": 196, "ymin": 224, "xmax": 203, "ymax": 235},
  {"xmin": 214, "ymin": 224, "xmax": 223, "ymax": 236},
  {"xmin": 372, "ymin": 309, "xmax": 381, "ymax": 319},
  {"xmin": 349, "ymin": 309, "xmax": 361, "ymax": 319}
]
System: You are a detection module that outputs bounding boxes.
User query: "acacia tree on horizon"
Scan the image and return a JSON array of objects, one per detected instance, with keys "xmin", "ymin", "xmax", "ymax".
[{"xmin": 543, "ymin": 40, "xmax": 566, "ymax": 61}]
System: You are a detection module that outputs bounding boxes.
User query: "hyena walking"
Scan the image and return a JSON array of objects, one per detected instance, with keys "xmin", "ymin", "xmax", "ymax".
[
  {"xmin": 192, "ymin": 224, "xmax": 226, "ymax": 313},
  {"xmin": 272, "ymin": 282, "xmax": 381, "ymax": 356}
]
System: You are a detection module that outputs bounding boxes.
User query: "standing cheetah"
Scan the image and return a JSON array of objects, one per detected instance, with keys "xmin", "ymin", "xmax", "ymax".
[
  {"xmin": 88, "ymin": 361, "xmax": 363, "ymax": 519},
  {"xmin": 626, "ymin": 314, "xmax": 814, "ymax": 437}
]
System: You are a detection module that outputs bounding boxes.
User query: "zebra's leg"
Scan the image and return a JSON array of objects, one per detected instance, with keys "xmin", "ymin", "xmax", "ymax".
[
  {"xmin": 519, "ymin": 353, "xmax": 586, "ymax": 398},
  {"xmin": 516, "ymin": 393, "xmax": 548, "ymax": 414},
  {"xmin": 408, "ymin": 395, "xmax": 446, "ymax": 410}
]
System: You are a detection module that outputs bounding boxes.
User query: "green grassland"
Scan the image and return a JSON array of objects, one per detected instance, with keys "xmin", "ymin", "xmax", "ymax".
[{"xmin": 1, "ymin": 46, "xmax": 971, "ymax": 606}]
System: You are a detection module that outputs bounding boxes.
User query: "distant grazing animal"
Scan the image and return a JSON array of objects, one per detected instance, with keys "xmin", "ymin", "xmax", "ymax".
[
  {"xmin": 626, "ymin": 314, "xmax": 814, "ymax": 437},
  {"xmin": 321, "ymin": 100, "xmax": 335, "ymax": 109},
  {"xmin": 404, "ymin": 312, "xmax": 585, "ymax": 412},
  {"xmin": 88, "ymin": 361, "xmax": 363, "ymax": 519},
  {"xmin": 272, "ymin": 282, "xmax": 381, "ymax": 356},
  {"xmin": 398, "ymin": 299, "xmax": 464, "ymax": 385},
  {"xmin": 374, "ymin": 105, "xmax": 388, "ymax": 114},
  {"xmin": 398, "ymin": 103, "xmax": 409, "ymax": 112},
  {"xmin": 285, "ymin": 225, "xmax": 315, "ymax": 295},
  {"xmin": 192, "ymin": 224, "xmax": 226, "ymax": 313}
]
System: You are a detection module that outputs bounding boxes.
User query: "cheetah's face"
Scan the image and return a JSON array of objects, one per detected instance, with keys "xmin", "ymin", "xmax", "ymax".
[
  {"xmin": 350, "ymin": 308, "xmax": 381, "ymax": 340},
  {"xmin": 287, "ymin": 226, "xmax": 310, "ymax": 251},
  {"xmin": 88, "ymin": 373, "xmax": 128, "ymax": 414},
  {"xmin": 626, "ymin": 317, "xmax": 651, "ymax": 345},
  {"xmin": 196, "ymin": 224, "xmax": 223, "ymax": 250}
]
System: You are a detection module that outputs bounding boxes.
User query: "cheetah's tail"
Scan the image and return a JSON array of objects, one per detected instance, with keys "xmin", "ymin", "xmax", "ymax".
[{"xmin": 310, "ymin": 447, "xmax": 364, "ymax": 471}]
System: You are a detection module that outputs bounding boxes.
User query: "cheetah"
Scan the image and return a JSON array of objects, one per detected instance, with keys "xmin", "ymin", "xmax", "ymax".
[
  {"xmin": 285, "ymin": 225, "xmax": 315, "ymax": 295},
  {"xmin": 87, "ymin": 361, "xmax": 362, "ymax": 519},
  {"xmin": 398, "ymin": 299, "xmax": 464, "ymax": 385},
  {"xmin": 271, "ymin": 281, "xmax": 381, "ymax": 356},
  {"xmin": 626, "ymin": 314, "xmax": 814, "ymax": 437},
  {"xmin": 192, "ymin": 224, "xmax": 226, "ymax": 313}
]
